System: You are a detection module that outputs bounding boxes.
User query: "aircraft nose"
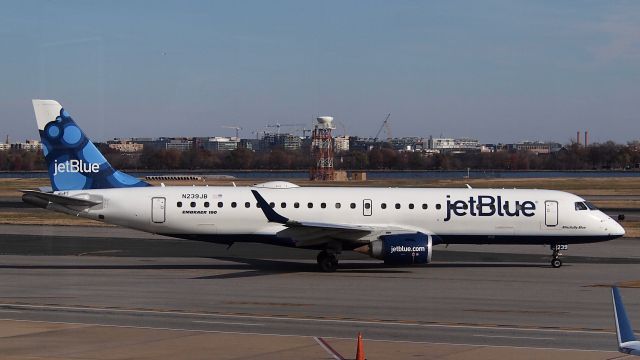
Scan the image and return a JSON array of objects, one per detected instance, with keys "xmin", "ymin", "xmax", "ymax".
[{"xmin": 609, "ymin": 219, "xmax": 626, "ymax": 238}]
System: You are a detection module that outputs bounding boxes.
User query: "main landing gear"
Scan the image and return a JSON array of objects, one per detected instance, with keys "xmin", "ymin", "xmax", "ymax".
[
  {"xmin": 317, "ymin": 250, "xmax": 339, "ymax": 272},
  {"xmin": 550, "ymin": 244, "xmax": 568, "ymax": 268}
]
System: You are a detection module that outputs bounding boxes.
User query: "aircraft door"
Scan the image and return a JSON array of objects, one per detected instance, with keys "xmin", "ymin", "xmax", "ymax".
[
  {"xmin": 363, "ymin": 199, "xmax": 372, "ymax": 216},
  {"xmin": 545, "ymin": 201, "xmax": 558, "ymax": 227},
  {"xmin": 152, "ymin": 197, "xmax": 166, "ymax": 223}
]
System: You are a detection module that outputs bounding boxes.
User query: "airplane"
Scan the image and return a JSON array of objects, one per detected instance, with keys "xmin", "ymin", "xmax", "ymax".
[
  {"xmin": 22, "ymin": 99, "xmax": 625, "ymax": 272},
  {"xmin": 612, "ymin": 287, "xmax": 640, "ymax": 356}
]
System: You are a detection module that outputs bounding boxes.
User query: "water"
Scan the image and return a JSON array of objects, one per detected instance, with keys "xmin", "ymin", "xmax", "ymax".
[{"xmin": 2, "ymin": 170, "xmax": 639, "ymax": 180}]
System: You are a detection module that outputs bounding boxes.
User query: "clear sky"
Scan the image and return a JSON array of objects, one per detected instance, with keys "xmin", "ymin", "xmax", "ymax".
[{"xmin": 1, "ymin": 1, "xmax": 639, "ymax": 143}]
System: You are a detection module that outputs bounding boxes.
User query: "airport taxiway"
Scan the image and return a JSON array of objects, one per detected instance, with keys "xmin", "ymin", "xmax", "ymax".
[{"xmin": 0, "ymin": 225, "xmax": 639, "ymax": 358}]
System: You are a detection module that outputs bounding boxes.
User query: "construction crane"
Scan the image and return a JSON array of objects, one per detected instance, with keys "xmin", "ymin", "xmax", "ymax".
[
  {"xmin": 251, "ymin": 130, "xmax": 266, "ymax": 140},
  {"xmin": 266, "ymin": 123, "xmax": 305, "ymax": 135},
  {"xmin": 334, "ymin": 120, "xmax": 347, "ymax": 137},
  {"xmin": 222, "ymin": 125, "xmax": 243, "ymax": 138},
  {"xmin": 373, "ymin": 113, "xmax": 391, "ymax": 142}
]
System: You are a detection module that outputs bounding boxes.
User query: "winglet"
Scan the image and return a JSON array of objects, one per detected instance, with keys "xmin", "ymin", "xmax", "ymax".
[
  {"xmin": 612, "ymin": 286, "xmax": 640, "ymax": 356},
  {"xmin": 251, "ymin": 190, "xmax": 289, "ymax": 224},
  {"xmin": 613, "ymin": 287, "xmax": 637, "ymax": 345}
]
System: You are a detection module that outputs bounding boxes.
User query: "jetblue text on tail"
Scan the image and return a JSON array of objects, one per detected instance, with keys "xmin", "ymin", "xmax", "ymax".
[{"xmin": 53, "ymin": 159, "xmax": 100, "ymax": 176}]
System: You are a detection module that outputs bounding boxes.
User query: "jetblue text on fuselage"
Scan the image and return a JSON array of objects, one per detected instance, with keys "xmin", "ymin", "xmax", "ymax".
[
  {"xmin": 444, "ymin": 195, "xmax": 536, "ymax": 222},
  {"xmin": 53, "ymin": 159, "xmax": 99, "ymax": 176}
]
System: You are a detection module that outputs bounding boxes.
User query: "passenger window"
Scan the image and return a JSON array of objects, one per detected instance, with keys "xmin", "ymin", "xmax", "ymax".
[
  {"xmin": 335, "ymin": 203, "xmax": 341, "ymax": 209},
  {"xmin": 409, "ymin": 203, "xmax": 414, "ymax": 209},
  {"xmin": 381, "ymin": 203, "xmax": 387, "ymax": 209},
  {"xmin": 190, "ymin": 202, "xmax": 196, "ymax": 208},
  {"xmin": 422, "ymin": 203, "xmax": 428, "ymax": 209},
  {"xmin": 294, "ymin": 202, "xmax": 300, "ymax": 208},
  {"xmin": 231, "ymin": 202, "xmax": 237, "ymax": 208},
  {"xmin": 436, "ymin": 204, "xmax": 442, "ymax": 210},
  {"xmin": 308, "ymin": 202, "xmax": 313, "ymax": 208},
  {"xmin": 575, "ymin": 202, "xmax": 587, "ymax": 211},
  {"xmin": 177, "ymin": 202, "xmax": 182, "ymax": 208},
  {"xmin": 281, "ymin": 202, "xmax": 287, "ymax": 208},
  {"xmin": 218, "ymin": 202, "xmax": 223, "ymax": 208},
  {"xmin": 350, "ymin": 203, "xmax": 356, "ymax": 209},
  {"xmin": 395, "ymin": 203, "xmax": 401, "ymax": 209},
  {"xmin": 245, "ymin": 202, "xmax": 250, "ymax": 208},
  {"xmin": 269, "ymin": 202, "xmax": 275, "ymax": 208},
  {"xmin": 321, "ymin": 203, "xmax": 326, "ymax": 209},
  {"xmin": 204, "ymin": 202, "xmax": 210, "ymax": 208},
  {"xmin": 364, "ymin": 202, "xmax": 371, "ymax": 209}
]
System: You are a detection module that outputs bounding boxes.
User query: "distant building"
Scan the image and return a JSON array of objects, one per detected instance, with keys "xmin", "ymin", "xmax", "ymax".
[
  {"xmin": 428, "ymin": 137, "xmax": 480, "ymax": 153},
  {"xmin": 0, "ymin": 143, "xmax": 9, "ymax": 151},
  {"xmin": 389, "ymin": 137, "xmax": 423, "ymax": 151},
  {"xmin": 507, "ymin": 141, "xmax": 563, "ymax": 155},
  {"xmin": 107, "ymin": 138, "xmax": 143, "ymax": 153},
  {"xmin": 133, "ymin": 137, "xmax": 169, "ymax": 151},
  {"xmin": 10, "ymin": 140, "xmax": 42, "ymax": 152},
  {"xmin": 166, "ymin": 138, "xmax": 193, "ymax": 151},
  {"xmin": 480, "ymin": 144, "xmax": 496, "ymax": 153},
  {"xmin": 429, "ymin": 137, "xmax": 454, "ymax": 150},
  {"xmin": 280, "ymin": 134, "xmax": 301, "ymax": 151},
  {"xmin": 262, "ymin": 133, "xmax": 301, "ymax": 151},
  {"xmin": 197, "ymin": 137, "xmax": 239, "ymax": 151},
  {"xmin": 240, "ymin": 138, "xmax": 261, "ymax": 151},
  {"xmin": 349, "ymin": 137, "xmax": 376, "ymax": 151},
  {"xmin": 334, "ymin": 136, "xmax": 350, "ymax": 152}
]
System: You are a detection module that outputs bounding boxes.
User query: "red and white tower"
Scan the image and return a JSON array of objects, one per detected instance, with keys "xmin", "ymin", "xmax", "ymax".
[{"xmin": 310, "ymin": 116, "xmax": 335, "ymax": 181}]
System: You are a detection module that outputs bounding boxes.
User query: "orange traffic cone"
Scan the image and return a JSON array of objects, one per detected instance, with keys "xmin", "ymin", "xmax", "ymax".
[{"xmin": 355, "ymin": 332, "xmax": 366, "ymax": 360}]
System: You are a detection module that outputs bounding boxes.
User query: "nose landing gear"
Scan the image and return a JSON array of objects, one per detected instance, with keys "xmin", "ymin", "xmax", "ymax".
[
  {"xmin": 550, "ymin": 244, "xmax": 567, "ymax": 268},
  {"xmin": 317, "ymin": 250, "xmax": 339, "ymax": 272}
]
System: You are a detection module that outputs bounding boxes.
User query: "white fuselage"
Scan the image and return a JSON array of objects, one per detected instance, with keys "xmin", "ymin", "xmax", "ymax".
[{"xmin": 57, "ymin": 183, "xmax": 625, "ymax": 248}]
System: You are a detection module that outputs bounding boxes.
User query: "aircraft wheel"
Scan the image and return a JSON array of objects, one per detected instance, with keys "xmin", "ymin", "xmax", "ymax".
[
  {"xmin": 317, "ymin": 251, "xmax": 338, "ymax": 272},
  {"xmin": 317, "ymin": 251, "xmax": 327, "ymax": 264},
  {"xmin": 551, "ymin": 258, "xmax": 562, "ymax": 268}
]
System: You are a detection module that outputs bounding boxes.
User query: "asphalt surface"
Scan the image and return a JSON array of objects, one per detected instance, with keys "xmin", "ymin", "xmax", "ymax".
[{"xmin": 0, "ymin": 224, "xmax": 639, "ymax": 358}]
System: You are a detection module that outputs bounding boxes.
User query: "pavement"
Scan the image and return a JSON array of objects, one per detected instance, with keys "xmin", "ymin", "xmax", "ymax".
[{"xmin": 0, "ymin": 224, "xmax": 639, "ymax": 359}]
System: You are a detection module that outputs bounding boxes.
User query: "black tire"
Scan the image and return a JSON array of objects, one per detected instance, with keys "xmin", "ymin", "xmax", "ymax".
[
  {"xmin": 317, "ymin": 251, "xmax": 327, "ymax": 264},
  {"xmin": 318, "ymin": 253, "xmax": 338, "ymax": 272},
  {"xmin": 551, "ymin": 258, "xmax": 562, "ymax": 268}
]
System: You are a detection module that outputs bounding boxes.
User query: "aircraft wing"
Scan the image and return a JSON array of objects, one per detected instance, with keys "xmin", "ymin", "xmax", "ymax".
[
  {"xmin": 612, "ymin": 287, "xmax": 640, "ymax": 356},
  {"xmin": 251, "ymin": 190, "xmax": 414, "ymax": 247},
  {"xmin": 21, "ymin": 190, "xmax": 102, "ymax": 207}
]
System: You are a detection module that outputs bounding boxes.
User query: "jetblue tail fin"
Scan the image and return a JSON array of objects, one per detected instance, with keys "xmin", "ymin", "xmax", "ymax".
[{"xmin": 33, "ymin": 100, "xmax": 150, "ymax": 191}]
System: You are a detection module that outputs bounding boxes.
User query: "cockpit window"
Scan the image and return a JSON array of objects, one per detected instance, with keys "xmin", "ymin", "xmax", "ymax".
[
  {"xmin": 575, "ymin": 202, "xmax": 588, "ymax": 211},
  {"xmin": 585, "ymin": 201, "xmax": 598, "ymax": 210}
]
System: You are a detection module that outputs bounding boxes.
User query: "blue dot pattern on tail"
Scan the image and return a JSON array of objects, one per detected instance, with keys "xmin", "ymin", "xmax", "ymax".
[{"xmin": 39, "ymin": 108, "xmax": 149, "ymax": 191}]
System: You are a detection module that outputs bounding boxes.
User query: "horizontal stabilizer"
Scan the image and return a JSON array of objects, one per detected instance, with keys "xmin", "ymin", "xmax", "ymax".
[{"xmin": 21, "ymin": 190, "xmax": 101, "ymax": 207}]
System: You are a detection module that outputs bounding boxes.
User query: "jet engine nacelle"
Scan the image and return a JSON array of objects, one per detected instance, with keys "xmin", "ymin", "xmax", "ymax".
[{"xmin": 356, "ymin": 233, "xmax": 433, "ymax": 265}]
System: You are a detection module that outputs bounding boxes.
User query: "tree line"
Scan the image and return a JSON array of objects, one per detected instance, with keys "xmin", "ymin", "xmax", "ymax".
[{"xmin": 1, "ymin": 141, "xmax": 639, "ymax": 171}]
